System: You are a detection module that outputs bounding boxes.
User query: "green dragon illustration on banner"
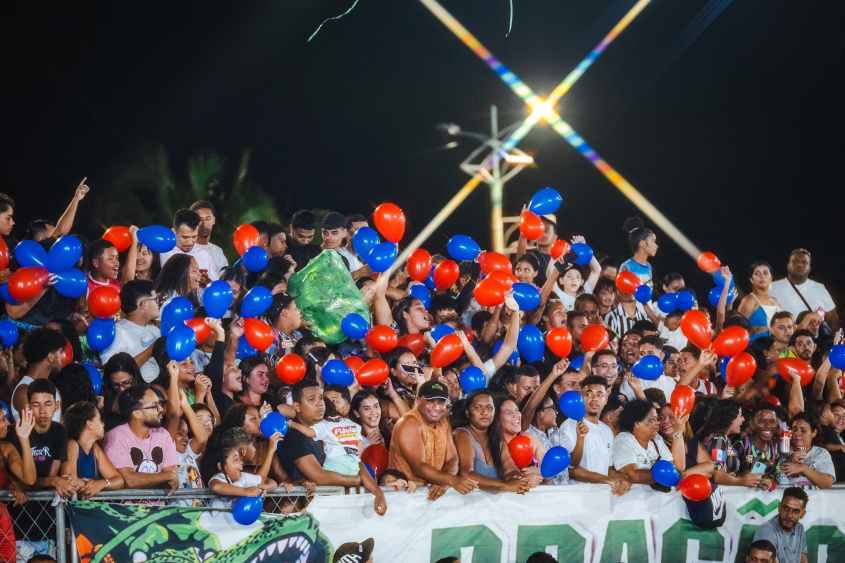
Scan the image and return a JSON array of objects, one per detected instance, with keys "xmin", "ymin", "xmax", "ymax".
[{"xmin": 67, "ymin": 501, "xmax": 333, "ymax": 563}]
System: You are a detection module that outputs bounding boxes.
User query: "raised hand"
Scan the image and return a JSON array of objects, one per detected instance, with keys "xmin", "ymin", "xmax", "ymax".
[
  {"xmin": 75, "ymin": 177, "xmax": 91, "ymax": 201},
  {"xmin": 15, "ymin": 408, "xmax": 35, "ymax": 441}
]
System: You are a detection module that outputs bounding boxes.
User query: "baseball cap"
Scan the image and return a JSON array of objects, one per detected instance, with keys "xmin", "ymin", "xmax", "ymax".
[
  {"xmin": 333, "ymin": 537, "xmax": 374, "ymax": 563},
  {"xmin": 418, "ymin": 380, "xmax": 449, "ymax": 401},
  {"xmin": 321, "ymin": 212, "xmax": 346, "ymax": 230}
]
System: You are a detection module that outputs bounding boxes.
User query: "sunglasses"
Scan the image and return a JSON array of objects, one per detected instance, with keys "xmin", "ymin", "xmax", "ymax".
[{"xmin": 400, "ymin": 364, "xmax": 424, "ymax": 375}]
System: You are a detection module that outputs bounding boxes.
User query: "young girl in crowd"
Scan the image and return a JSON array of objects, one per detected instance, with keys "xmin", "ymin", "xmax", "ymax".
[
  {"xmin": 172, "ymin": 389, "xmax": 208, "ymax": 504},
  {"xmin": 619, "ymin": 216, "xmax": 658, "ymax": 288},
  {"xmin": 61, "ymin": 401, "xmax": 124, "ymax": 499},
  {"xmin": 0, "ymin": 405, "xmax": 36, "ymax": 561},
  {"xmin": 206, "ymin": 444, "xmax": 278, "ymax": 510}
]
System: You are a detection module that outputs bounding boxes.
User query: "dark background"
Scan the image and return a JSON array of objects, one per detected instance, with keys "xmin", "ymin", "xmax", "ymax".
[{"xmin": 2, "ymin": 1, "xmax": 844, "ymax": 304}]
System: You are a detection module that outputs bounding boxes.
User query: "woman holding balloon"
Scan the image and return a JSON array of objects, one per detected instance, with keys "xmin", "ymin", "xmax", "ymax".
[
  {"xmin": 657, "ymin": 404, "xmax": 714, "ymax": 480},
  {"xmin": 497, "ymin": 396, "xmax": 546, "ymax": 479},
  {"xmin": 612, "ymin": 400, "xmax": 686, "ymax": 485},
  {"xmin": 120, "ymin": 228, "xmax": 162, "ymax": 285},
  {"xmin": 738, "ymin": 262, "xmax": 781, "ymax": 341}
]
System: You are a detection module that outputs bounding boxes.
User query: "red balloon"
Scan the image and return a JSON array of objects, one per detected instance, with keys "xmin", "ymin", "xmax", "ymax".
[
  {"xmin": 778, "ymin": 357, "xmax": 814, "ymax": 386},
  {"xmin": 407, "ymin": 249, "xmax": 432, "ymax": 283},
  {"xmin": 276, "ymin": 354, "xmax": 306, "ymax": 384},
  {"xmin": 361, "ymin": 444, "xmax": 389, "ymax": 478},
  {"xmin": 397, "ymin": 334, "xmax": 425, "ymax": 357},
  {"xmin": 725, "ymin": 352, "xmax": 757, "ymax": 387},
  {"xmin": 431, "ymin": 333, "xmax": 463, "ymax": 368},
  {"xmin": 8, "ymin": 267, "xmax": 49, "ymax": 301},
  {"xmin": 88, "ymin": 286, "xmax": 121, "ymax": 319},
  {"xmin": 670, "ymin": 385, "xmax": 695, "ymax": 417},
  {"xmin": 234, "ymin": 224, "xmax": 260, "ymax": 256},
  {"xmin": 697, "ymin": 252, "xmax": 721, "ymax": 273},
  {"xmin": 0, "ymin": 237, "xmax": 8, "ymax": 270},
  {"xmin": 185, "ymin": 318, "xmax": 212, "ymax": 343},
  {"xmin": 373, "ymin": 203, "xmax": 405, "ymax": 243},
  {"xmin": 103, "ymin": 226, "xmax": 132, "ymax": 253},
  {"xmin": 508, "ymin": 435, "xmax": 534, "ymax": 468},
  {"xmin": 550, "ymin": 240, "xmax": 571, "ymax": 260},
  {"xmin": 474, "ymin": 278, "xmax": 506, "ymax": 307},
  {"xmin": 433, "ymin": 260, "xmax": 460, "ymax": 290},
  {"xmin": 546, "ymin": 328, "xmax": 572, "ymax": 358},
  {"xmin": 244, "ymin": 318, "xmax": 274, "ymax": 351},
  {"xmin": 615, "ymin": 271, "xmax": 641, "ymax": 295},
  {"xmin": 761, "ymin": 395, "xmax": 782, "ymax": 407},
  {"xmin": 679, "ymin": 474, "xmax": 712, "ymax": 501},
  {"xmin": 712, "ymin": 326, "xmax": 750, "ymax": 357},
  {"xmin": 680, "ymin": 310, "xmax": 712, "ymax": 350},
  {"xmin": 487, "ymin": 270, "xmax": 516, "ymax": 290},
  {"xmin": 343, "ymin": 356, "xmax": 365, "ymax": 375},
  {"xmin": 365, "ymin": 325, "xmax": 398, "ymax": 354},
  {"xmin": 580, "ymin": 325, "xmax": 609, "ymax": 352},
  {"xmin": 519, "ymin": 211, "xmax": 544, "ymax": 240},
  {"xmin": 464, "ymin": 327, "xmax": 474, "ymax": 344},
  {"xmin": 478, "ymin": 252, "xmax": 512, "ymax": 276},
  {"xmin": 356, "ymin": 359, "xmax": 389, "ymax": 386},
  {"xmin": 60, "ymin": 338, "xmax": 73, "ymax": 368}
]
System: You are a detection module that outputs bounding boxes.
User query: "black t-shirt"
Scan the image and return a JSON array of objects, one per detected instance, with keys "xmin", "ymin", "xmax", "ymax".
[
  {"xmin": 10, "ymin": 421, "xmax": 68, "ymax": 541},
  {"xmin": 821, "ymin": 425, "xmax": 845, "ymax": 482},
  {"xmin": 277, "ymin": 426, "xmax": 325, "ymax": 481},
  {"xmin": 286, "ymin": 243, "xmax": 321, "ymax": 272}
]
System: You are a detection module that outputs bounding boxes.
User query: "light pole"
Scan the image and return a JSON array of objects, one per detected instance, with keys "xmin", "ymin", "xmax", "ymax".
[{"xmin": 438, "ymin": 105, "xmax": 534, "ymax": 254}]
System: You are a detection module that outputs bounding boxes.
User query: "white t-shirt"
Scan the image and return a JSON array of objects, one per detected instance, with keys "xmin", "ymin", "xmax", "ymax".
[
  {"xmin": 619, "ymin": 374, "xmax": 677, "ymax": 402},
  {"xmin": 160, "ymin": 245, "xmax": 221, "ymax": 281},
  {"xmin": 101, "ymin": 319, "xmax": 161, "ymax": 383},
  {"xmin": 312, "ymin": 418, "xmax": 361, "ymax": 460},
  {"xmin": 769, "ymin": 278, "xmax": 836, "ymax": 318},
  {"xmin": 658, "ymin": 321, "xmax": 688, "ymax": 351},
  {"xmin": 336, "ymin": 247, "xmax": 364, "ymax": 273},
  {"xmin": 195, "ymin": 242, "xmax": 228, "ymax": 272},
  {"xmin": 208, "ymin": 471, "xmax": 262, "ymax": 509},
  {"xmin": 779, "ymin": 446, "xmax": 836, "ymax": 487},
  {"xmin": 612, "ymin": 432, "xmax": 673, "ymax": 470},
  {"xmin": 560, "ymin": 417, "xmax": 614, "ymax": 479},
  {"xmin": 552, "ymin": 282, "xmax": 593, "ymax": 312}
]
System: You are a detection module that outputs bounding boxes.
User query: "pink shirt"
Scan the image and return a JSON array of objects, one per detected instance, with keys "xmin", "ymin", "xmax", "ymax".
[
  {"xmin": 87, "ymin": 274, "xmax": 120, "ymax": 297},
  {"xmin": 104, "ymin": 424, "xmax": 178, "ymax": 473}
]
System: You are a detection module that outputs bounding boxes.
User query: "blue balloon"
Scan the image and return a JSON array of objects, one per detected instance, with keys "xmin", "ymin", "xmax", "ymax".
[
  {"xmin": 166, "ymin": 323, "xmax": 197, "ymax": 362},
  {"xmin": 352, "ymin": 227, "xmax": 379, "ymax": 261},
  {"xmin": 541, "ymin": 445, "xmax": 571, "ymax": 479},
  {"xmin": 570, "ymin": 242, "xmax": 593, "ymax": 265},
  {"xmin": 259, "ymin": 412, "xmax": 289, "ymax": 438},
  {"xmin": 241, "ymin": 246, "xmax": 269, "ymax": 272},
  {"xmin": 559, "ymin": 390, "xmax": 585, "ymax": 421},
  {"xmin": 14, "ymin": 240, "xmax": 47, "ymax": 268},
  {"xmin": 367, "ymin": 242, "xmax": 397, "ymax": 273},
  {"xmin": 512, "ymin": 283, "xmax": 541, "ymax": 311},
  {"xmin": 87, "ymin": 317, "xmax": 116, "ymax": 352},
  {"xmin": 517, "ymin": 324, "xmax": 544, "ymax": 363},
  {"xmin": 632, "ymin": 355, "xmax": 663, "ymax": 381},
  {"xmin": 137, "ymin": 225, "xmax": 177, "ymax": 253},
  {"xmin": 430, "ymin": 324, "xmax": 455, "ymax": 343},
  {"xmin": 447, "ymin": 235, "xmax": 481, "ymax": 262},
  {"xmin": 0, "ymin": 284, "xmax": 18, "ymax": 305},
  {"xmin": 0, "ymin": 321, "xmax": 18, "ymax": 347},
  {"xmin": 240, "ymin": 286, "xmax": 273, "ymax": 319},
  {"xmin": 46, "ymin": 236, "xmax": 83, "ymax": 272},
  {"xmin": 161, "ymin": 297, "xmax": 194, "ymax": 335},
  {"xmin": 408, "ymin": 284, "xmax": 431, "ymax": 309},
  {"xmin": 232, "ymin": 496, "xmax": 263, "ymax": 525},
  {"xmin": 570, "ymin": 355, "xmax": 585, "ymax": 371},
  {"xmin": 52, "ymin": 268, "xmax": 87, "ymax": 298},
  {"xmin": 492, "ymin": 340, "xmax": 519, "ymax": 365},
  {"xmin": 708, "ymin": 285, "xmax": 736, "ymax": 307},
  {"xmin": 322, "ymin": 359, "xmax": 354, "ymax": 386},
  {"xmin": 237, "ymin": 334, "xmax": 258, "ymax": 359},
  {"xmin": 423, "ymin": 266, "xmax": 436, "ymax": 290},
  {"xmin": 829, "ymin": 345, "xmax": 845, "ymax": 371},
  {"xmin": 712, "ymin": 269, "xmax": 735, "ymax": 290},
  {"xmin": 460, "ymin": 366, "xmax": 486, "ymax": 393},
  {"xmin": 719, "ymin": 356, "xmax": 730, "ymax": 380},
  {"xmin": 341, "ymin": 313, "xmax": 370, "ymax": 339},
  {"xmin": 364, "ymin": 462, "xmax": 376, "ymax": 479},
  {"xmin": 651, "ymin": 459, "xmax": 680, "ymax": 487},
  {"xmin": 83, "ymin": 364, "xmax": 103, "ymax": 394},
  {"xmin": 675, "ymin": 290, "xmax": 695, "ymax": 312},
  {"xmin": 634, "ymin": 285, "xmax": 653, "ymax": 304},
  {"xmin": 204, "ymin": 280, "xmax": 234, "ymax": 318},
  {"xmin": 657, "ymin": 292, "xmax": 679, "ymax": 313},
  {"xmin": 528, "ymin": 187, "xmax": 563, "ymax": 215}
]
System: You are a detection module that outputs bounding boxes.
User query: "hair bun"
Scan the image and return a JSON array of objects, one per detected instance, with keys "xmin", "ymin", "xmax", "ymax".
[{"xmin": 622, "ymin": 216, "xmax": 645, "ymax": 234}]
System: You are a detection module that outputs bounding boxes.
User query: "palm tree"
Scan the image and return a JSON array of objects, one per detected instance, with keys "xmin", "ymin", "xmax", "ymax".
[{"xmin": 93, "ymin": 144, "xmax": 281, "ymax": 257}]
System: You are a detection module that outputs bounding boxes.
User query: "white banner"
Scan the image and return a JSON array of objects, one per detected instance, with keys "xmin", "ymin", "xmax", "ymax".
[{"xmin": 308, "ymin": 484, "xmax": 845, "ymax": 562}]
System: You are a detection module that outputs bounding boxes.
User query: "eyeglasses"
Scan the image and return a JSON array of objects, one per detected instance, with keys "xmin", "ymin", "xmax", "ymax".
[
  {"xmin": 111, "ymin": 380, "xmax": 133, "ymax": 390},
  {"xmin": 400, "ymin": 364, "xmax": 424, "ymax": 375},
  {"xmin": 139, "ymin": 402, "xmax": 164, "ymax": 411},
  {"xmin": 140, "ymin": 297, "xmax": 158, "ymax": 304},
  {"xmin": 594, "ymin": 362, "xmax": 618, "ymax": 370},
  {"xmin": 538, "ymin": 405, "xmax": 556, "ymax": 412}
]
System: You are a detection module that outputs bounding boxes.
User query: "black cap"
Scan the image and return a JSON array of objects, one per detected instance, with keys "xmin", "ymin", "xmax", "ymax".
[
  {"xmin": 321, "ymin": 212, "xmax": 346, "ymax": 230},
  {"xmin": 333, "ymin": 537, "xmax": 374, "ymax": 563},
  {"xmin": 418, "ymin": 380, "xmax": 449, "ymax": 401}
]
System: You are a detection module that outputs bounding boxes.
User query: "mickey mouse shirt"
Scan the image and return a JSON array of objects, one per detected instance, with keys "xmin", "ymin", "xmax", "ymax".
[{"xmin": 104, "ymin": 423, "xmax": 178, "ymax": 504}]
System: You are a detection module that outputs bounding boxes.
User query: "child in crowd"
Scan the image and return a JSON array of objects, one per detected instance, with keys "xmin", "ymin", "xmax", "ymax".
[
  {"xmin": 290, "ymin": 397, "xmax": 362, "ymax": 476},
  {"xmin": 172, "ymin": 389, "xmax": 208, "ymax": 506},
  {"xmin": 207, "ymin": 444, "xmax": 278, "ymax": 510},
  {"xmin": 379, "ymin": 469, "xmax": 417, "ymax": 493}
]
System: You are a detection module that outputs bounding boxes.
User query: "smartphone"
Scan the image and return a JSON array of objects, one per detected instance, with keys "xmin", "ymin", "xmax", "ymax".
[{"xmin": 751, "ymin": 461, "xmax": 767, "ymax": 475}]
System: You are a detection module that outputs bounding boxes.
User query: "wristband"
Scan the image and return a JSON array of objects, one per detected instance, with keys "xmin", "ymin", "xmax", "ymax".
[{"xmin": 103, "ymin": 478, "xmax": 111, "ymax": 490}]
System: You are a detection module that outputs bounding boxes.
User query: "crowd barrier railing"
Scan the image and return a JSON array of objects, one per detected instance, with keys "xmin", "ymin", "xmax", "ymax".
[{"xmin": 1, "ymin": 484, "xmax": 843, "ymax": 563}]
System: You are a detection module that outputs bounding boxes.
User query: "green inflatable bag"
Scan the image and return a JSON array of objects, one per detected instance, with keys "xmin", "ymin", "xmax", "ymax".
[{"xmin": 286, "ymin": 250, "xmax": 371, "ymax": 345}]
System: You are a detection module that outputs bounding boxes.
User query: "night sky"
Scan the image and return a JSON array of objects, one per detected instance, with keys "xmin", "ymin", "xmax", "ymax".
[{"xmin": 4, "ymin": 1, "xmax": 844, "ymax": 304}]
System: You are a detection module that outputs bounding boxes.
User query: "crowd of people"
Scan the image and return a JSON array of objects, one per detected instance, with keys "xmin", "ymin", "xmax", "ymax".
[{"xmin": 0, "ymin": 181, "xmax": 838, "ymax": 563}]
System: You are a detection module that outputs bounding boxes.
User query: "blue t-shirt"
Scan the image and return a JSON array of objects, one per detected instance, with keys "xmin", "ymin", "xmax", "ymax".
[{"xmin": 620, "ymin": 258, "xmax": 653, "ymax": 288}]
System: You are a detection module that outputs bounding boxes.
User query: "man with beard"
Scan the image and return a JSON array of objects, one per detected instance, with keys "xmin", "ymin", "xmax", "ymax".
[
  {"xmin": 734, "ymin": 402, "xmax": 783, "ymax": 488},
  {"xmin": 562, "ymin": 376, "xmax": 632, "ymax": 495},
  {"xmin": 104, "ymin": 384, "xmax": 180, "ymax": 494},
  {"xmin": 787, "ymin": 329, "xmax": 816, "ymax": 364},
  {"xmin": 753, "ymin": 487, "xmax": 809, "ymax": 563},
  {"xmin": 769, "ymin": 249, "xmax": 838, "ymax": 333}
]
